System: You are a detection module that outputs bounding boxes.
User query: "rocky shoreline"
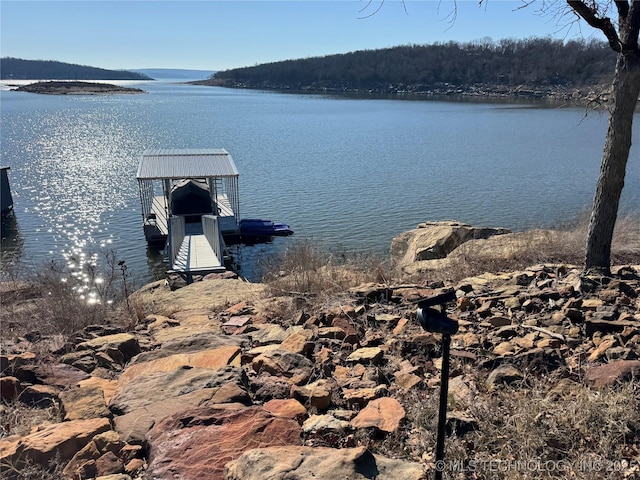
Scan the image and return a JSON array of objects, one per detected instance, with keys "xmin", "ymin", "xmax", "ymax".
[
  {"xmin": 13, "ymin": 81, "xmax": 146, "ymax": 95},
  {"xmin": 1, "ymin": 222, "xmax": 639, "ymax": 479},
  {"xmin": 196, "ymin": 78, "xmax": 615, "ymax": 106}
]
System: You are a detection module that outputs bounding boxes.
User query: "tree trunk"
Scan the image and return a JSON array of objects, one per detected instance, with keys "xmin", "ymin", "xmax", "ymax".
[{"xmin": 585, "ymin": 52, "xmax": 640, "ymax": 274}]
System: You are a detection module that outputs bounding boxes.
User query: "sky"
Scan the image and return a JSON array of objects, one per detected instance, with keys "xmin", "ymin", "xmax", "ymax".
[{"xmin": 1, "ymin": 0, "xmax": 604, "ymax": 71}]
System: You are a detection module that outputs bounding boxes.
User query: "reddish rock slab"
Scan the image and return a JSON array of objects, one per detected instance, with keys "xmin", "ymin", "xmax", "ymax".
[
  {"xmin": 117, "ymin": 345, "xmax": 242, "ymax": 384},
  {"xmin": 350, "ymin": 397, "xmax": 406, "ymax": 433},
  {"xmin": 290, "ymin": 379, "xmax": 334, "ymax": 410},
  {"xmin": 279, "ymin": 331, "xmax": 315, "ymax": 355},
  {"xmin": 130, "ymin": 332, "xmax": 247, "ymax": 364},
  {"xmin": 113, "ymin": 386, "xmax": 248, "ymax": 444},
  {"xmin": 1, "ymin": 352, "xmax": 36, "ymax": 373},
  {"xmin": 263, "ymin": 398, "xmax": 307, "ymax": 420},
  {"xmin": 251, "ymin": 349, "xmax": 314, "ymax": 385},
  {"xmin": 330, "ymin": 318, "xmax": 360, "ymax": 344},
  {"xmin": 78, "ymin": 376, "xmax": 118, "ymax": 404},
  {"xmin": 59, "ymin": 385, "xmax": 111, "ymax": 421},
  {"xmin": 18, "ymin": 384, "xmax": 59, "ymax": 407},
  {"xmin": 346, "ymin": 347, "xmax": 384, "ymax": 365},
  {"xmin": 585, "ymin": 360, "xmax": 640, "ymax": 389},
  {"xmin": 0, "ymin": 417, "xmax": 111, "ymax": 469},
  {"xmin": 225, "ymin": 301, "xmax": 254, "ymax": 316},
  {"xmin": 95, "ymin": 451, "xmax": 124, "ymax": 477},
  {"xmin": 76, "ymin": 333, "xmax": 141, "ymax": 361},
  {"xmin": 145, "ymin": 406, "xmax": 302, "ymax": 480}
]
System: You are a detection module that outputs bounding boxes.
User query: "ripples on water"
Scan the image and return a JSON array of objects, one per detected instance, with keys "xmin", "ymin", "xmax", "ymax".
[
  {"xmin": 1, "ymin": 81, "xmax": 639, "ymax": 288},
  {"xmin": 2, "ymin": 91, "xmax": 154, "ymax": 292}
]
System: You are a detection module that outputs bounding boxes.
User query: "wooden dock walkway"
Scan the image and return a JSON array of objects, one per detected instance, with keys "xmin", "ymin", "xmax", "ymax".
[
  {"xmin": 170, "ymin": 223, "xmax": 225, "ymax": 274},
  {"xmin": 171, "ymin": 234, "xmax": 224, "ymax": 273}
]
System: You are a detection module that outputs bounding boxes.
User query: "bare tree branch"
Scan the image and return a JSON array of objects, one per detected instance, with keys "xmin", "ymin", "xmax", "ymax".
[
  {"xmin": 358, "ymin": 0, "xmax": 385, "ymax": 19},
  {"xmin": 438, "ymin": 0, "xmax": 458, "ymax": 29},
  {"xmin": 567, "ymin": 0, "xmax": 623, "ymax": 51}
]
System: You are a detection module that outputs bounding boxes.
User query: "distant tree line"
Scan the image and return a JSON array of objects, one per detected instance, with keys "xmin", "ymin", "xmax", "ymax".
[
  {"xmin": 0, "ymin": 58, "xmax": 151, "ymax": 81},
  {"xmin": 208, "ymin": 37, "xmax": 616, "ymax": 93}
]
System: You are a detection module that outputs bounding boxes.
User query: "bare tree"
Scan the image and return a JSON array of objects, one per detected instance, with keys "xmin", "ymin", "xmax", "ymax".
[{"xmin": 568, "ymin": 1, "xmax": 640, "ymax": 274}]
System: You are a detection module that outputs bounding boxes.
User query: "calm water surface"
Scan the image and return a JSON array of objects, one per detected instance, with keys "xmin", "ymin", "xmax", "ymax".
[{"xmin": 1, "ymin": 80, "xmax": 639, "ymax": 284}]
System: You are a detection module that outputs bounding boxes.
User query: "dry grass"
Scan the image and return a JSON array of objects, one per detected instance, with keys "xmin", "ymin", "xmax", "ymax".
[
  {"xmin": 427, "ymin": 229, "xmax": 584, "ymax": 284},
  {"xmin": 0, "ymin": 401, "xmax": 61, "ymax": 438},
  {"xmin": 406, "ymin": 212, "xmax": 640, "ymax": 285},
  {"xmin": 379, "ymin": 378, "xmax": 640, "ymax": 480},
  {"xmin": 260, "ymin": 239, "xmax": 395, "ymax": 299},
  {"xmin": 610, "ymin": 213, "xmax": 640, "ymax": 264},
  {"xmin": 0, "ymin": 252, "xmax": 139, "ymax": 343},
  {"xmin": 0, "ymin": 455, "xmax": 66, "ymax": 480},
  {"xmin": 260, "ymin": 214, "xmax": 640, "ymax": 309}
]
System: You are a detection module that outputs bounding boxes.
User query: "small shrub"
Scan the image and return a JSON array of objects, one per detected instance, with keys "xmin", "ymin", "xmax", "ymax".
[
  {"xmin": 1, "ymin": 455, "xmax": 66, "ymax": 480},
  {"xmin": 390, "ymin": 377, "xmax": 640, "ymax": 480},
  {"xmin": 260, "ymin": 239, "xmax": 396, "ymax": 301},
  {"xmin": 0, "ymin": 401, "xmax": 62, "ymax": 438},
  {"xmin": 0, "ymin": 250, "xmax": 139, "ymax": 341}
]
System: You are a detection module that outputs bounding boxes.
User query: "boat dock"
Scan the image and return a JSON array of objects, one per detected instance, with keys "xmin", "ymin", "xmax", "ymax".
[{"xmin": 136, "ymin": 149, "xmax": 240, "ymax": 275}]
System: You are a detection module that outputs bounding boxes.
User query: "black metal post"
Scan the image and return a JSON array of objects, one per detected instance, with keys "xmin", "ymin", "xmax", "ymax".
[
  {"xmin": 414, "ymin": 291, "xmax": 458, "ymax": 480},
  {"xmin": 435, "ymin": 332, "xmax": 451, "ymax": 480}
]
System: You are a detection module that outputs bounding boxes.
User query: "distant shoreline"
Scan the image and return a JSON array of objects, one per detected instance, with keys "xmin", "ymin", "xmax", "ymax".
[
  {"xmin": 193, "ymin": 78, "xmax": 616, "ymax": 107},
  {"xmin": 13, "ymin": 81, "xmax": 146, "ymax": 95}
]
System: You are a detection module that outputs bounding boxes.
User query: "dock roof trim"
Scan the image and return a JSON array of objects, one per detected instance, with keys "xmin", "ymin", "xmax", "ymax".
[{"xmin": 136, "ymin": 149, "xmax": 239, "ymax": 180}]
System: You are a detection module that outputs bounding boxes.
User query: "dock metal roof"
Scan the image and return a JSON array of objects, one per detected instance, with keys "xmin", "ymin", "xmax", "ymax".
[{"xmin": 136, "ymin": 149, "xmax": 239, "ymax": 180}]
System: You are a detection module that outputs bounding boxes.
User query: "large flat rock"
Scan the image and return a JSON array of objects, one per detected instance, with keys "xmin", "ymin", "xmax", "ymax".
[
  {"xmin": 0, "ymin": 417, "xmax": 111, "ymax": 469},
  {"xmin": 109, "ymin": 365, "xmax": 246, "ymax": 415},
  {"xmin": 146, "ymin": 406, "xmax": 302, "ymax": 480},
  {"xmin": 130, "ymin": 278, "xmax": 266, "ymax": 316},
  {"xmin": 224, "ymin": 445, "xmax": 424, "ymax": 480}
]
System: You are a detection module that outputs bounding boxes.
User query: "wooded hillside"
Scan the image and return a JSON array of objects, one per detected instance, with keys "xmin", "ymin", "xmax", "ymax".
[
  {"xmin": 0, "ymin": 58, "xmax": 151, "ymax": 81},
  {"xmin": 205, "ymin": 38, "xmax": 615, "ymax": 94}
]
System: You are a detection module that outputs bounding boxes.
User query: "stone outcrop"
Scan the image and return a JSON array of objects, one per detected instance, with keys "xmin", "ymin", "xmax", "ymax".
[
  {"xmin": 391, "ymin": 220, "xmax": 510, "ymax": 267},
  {"xmin": 397, "ymin": 227, "xmax": 573, "ymax": 276},
  {"xmin": 585, "ymin": 360, "xmax": 640, "ymax": 389},
  {"xmin": 129, "ymin": 277, "xmax": 266, "ymax": 315}
]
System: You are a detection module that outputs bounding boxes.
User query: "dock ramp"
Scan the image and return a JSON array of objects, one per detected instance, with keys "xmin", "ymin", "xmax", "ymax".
[{"xmin": 168, "ymin": 215, "xmax": 226, "ymax": 274}]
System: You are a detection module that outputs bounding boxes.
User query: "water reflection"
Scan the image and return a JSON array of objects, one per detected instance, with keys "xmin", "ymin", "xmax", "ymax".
[
  {"xmin": 2, "ymin": 93, "xmax": 152, "ymax": 290},
  {"xmin": 146, "ymin": 245, "xmax": 169, "ymax": 282},
  {"xmin": 0, "ymin": 212, "xmax": 23, "ymax": 273}
]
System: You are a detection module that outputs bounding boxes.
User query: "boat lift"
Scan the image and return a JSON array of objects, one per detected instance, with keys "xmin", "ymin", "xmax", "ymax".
[{"xmin": 136, "ymin": 149, "xmax": 240, "ymax": 275}]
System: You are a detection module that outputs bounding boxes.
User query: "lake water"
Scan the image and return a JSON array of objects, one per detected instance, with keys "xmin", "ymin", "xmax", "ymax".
[{"xmin": 1, "ymin": 80, "xmax": 639, "ymax": 285}]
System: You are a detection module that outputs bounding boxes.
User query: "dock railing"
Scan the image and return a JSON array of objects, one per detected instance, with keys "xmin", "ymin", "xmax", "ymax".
[
  {"xmin": 202, "ymin": 215, "xmax": 223, "ymax": 264},
  {"xmin": 168, "ymin": 216, "xmax": 186, "ymax": 269}
]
